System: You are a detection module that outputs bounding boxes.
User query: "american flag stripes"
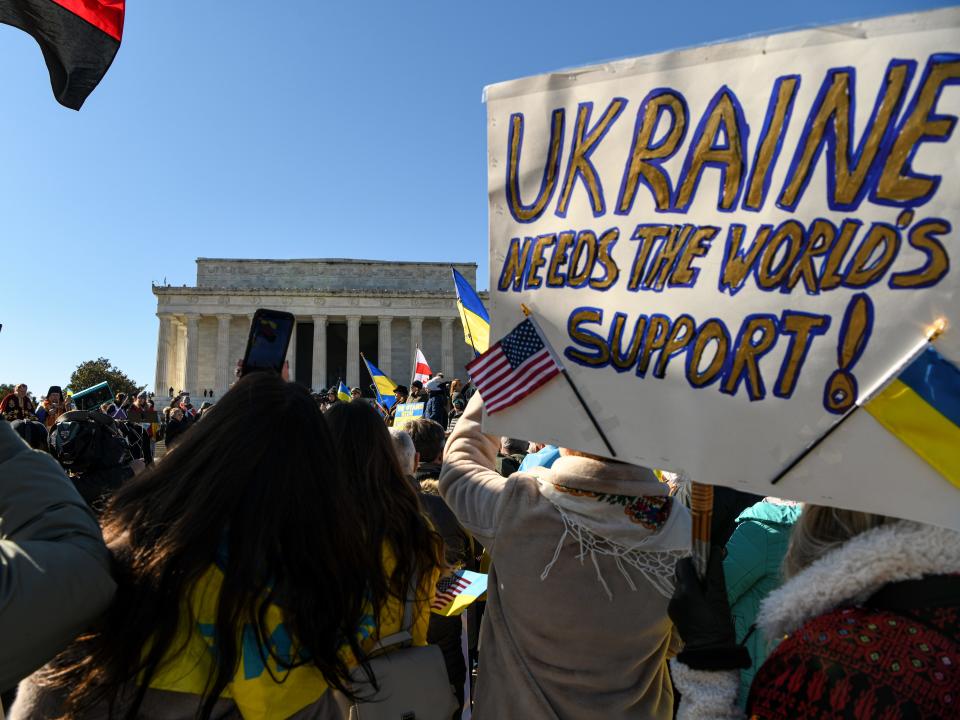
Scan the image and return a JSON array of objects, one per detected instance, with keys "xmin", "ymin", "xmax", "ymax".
[{"xmin": 466, "ymin": 318, "xmax": 562, "ymax": 413}]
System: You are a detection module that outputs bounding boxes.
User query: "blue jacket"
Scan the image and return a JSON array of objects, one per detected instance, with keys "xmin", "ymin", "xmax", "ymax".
[
  {"xmin": 723, "ymin": 500, "xmax": 801, "ymax": 708},
  {"xmin": 424, "ymin": 391, "xmax": 448, "ymax": 428}
]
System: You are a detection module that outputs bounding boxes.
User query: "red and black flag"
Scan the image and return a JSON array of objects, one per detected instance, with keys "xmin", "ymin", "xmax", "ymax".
[{"xmin": 0, "ymin": 0, "xmax": 124, "ymax": 110}]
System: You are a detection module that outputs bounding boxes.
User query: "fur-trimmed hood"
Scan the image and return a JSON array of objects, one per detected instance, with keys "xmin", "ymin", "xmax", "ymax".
[{"xmin": 758, "ymin": 520, "xmax": 960, "ymax": 639}]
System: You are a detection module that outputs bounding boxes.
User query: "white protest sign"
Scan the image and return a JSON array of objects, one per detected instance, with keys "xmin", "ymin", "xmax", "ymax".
[{"xmin": 483, "ymin": 8, "xmax": 960, "ymax": 529}]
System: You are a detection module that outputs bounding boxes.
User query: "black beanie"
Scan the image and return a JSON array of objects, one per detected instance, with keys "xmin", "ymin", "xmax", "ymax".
[{"xmin": 11, "ymin": 419, "xmax": 50, "ymax": 452}]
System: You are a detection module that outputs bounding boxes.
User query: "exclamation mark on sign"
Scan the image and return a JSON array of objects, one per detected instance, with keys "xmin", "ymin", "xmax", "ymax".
[{"xmin": 824, "ymin": 293, "xmax": 875, "ymax": 414}]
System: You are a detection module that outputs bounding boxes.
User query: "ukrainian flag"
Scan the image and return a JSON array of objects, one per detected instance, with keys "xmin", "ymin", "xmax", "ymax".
[
  {"xmin": 337, "ymin": 381, "xmax": 351, "ymax": 403},
  {"xmin": 866, "ymin": 345, "xmax": 960, "ymax": 489},
  {"xmin": 362, "ymin": 356, "xmax": 398, "ymax": 411},
  {"xmin": 431, "ymin": 570, "xmax": 488, "ymax": 617},
  {"xmin": 452, "ymin": 267, "xmax": 490, "ymax": 354}
]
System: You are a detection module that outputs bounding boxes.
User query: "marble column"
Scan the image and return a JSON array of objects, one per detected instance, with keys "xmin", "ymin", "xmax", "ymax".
[
  {"xmin": 441, "ymin": 317, "xmax": 455, "ymax": 376},
  {"xmin": 215, "ymin": 314, "xmax": 232, "ymax": 396},
  {"xmin": 409, "ymin": 317, "xmax": 423, "ymax": 381},
  {"xmin": 286, "ymin": 318, "xmax": 297, "ymax": 382},
  {"xmin": 184, "ymin": 314, "xmax": 200, "ymax": 396},
  {"xmin": 175, "ymin": 322, "xmax": 187, "ymax": 393},
  {"xmin": 346, "ymin": 315, "xmax": 361, "ymax": 388},
  {"xmin": 155, "ymin": 313, "xmax": 174, "ymax": 397},
  {"xmin": 378, "ymin": 315, "xmax": 393, "ymax": 378},
  {"xmin": 312, "ymin": 315, "xmax": 327, "ymax": 391}
]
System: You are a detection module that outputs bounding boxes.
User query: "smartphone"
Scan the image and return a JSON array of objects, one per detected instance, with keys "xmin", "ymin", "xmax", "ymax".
[{"xmin": 241, "ymin": 309, "xmax": 295, "ymax": 377}]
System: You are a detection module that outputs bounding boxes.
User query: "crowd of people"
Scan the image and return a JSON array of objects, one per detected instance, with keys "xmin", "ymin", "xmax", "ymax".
[
  {"xmin": 309, "ymin": 373, "xmax": 469, "ymax": 434},
  {"xmin": 0, "ymin": 364, "xmax": 957, "ymax": 719}
]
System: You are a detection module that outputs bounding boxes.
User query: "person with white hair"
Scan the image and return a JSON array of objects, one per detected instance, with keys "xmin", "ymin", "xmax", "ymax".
[
  {"xmin": 423, "ymin": 374, "xmax": 449, "ymax": 428},
  {"xmin": 388, "ymin": 428, "xmax": 417, "ymax": 478}
]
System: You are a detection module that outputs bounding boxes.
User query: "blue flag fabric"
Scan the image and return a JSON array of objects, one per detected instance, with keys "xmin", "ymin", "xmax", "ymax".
[{"xmin": 452, "ymin": 268, "xmax": 490, "ymax": 354}]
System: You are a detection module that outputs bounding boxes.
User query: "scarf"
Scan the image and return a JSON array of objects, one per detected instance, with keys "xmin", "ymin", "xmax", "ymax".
[{"xmin": 537, "ymin": 479, "xmax": 690, "ymax": 600}]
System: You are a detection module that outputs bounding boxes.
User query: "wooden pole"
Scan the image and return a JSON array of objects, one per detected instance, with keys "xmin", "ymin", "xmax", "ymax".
[{"xmin": 690, "ymin": 480, "xmax": 713, "ymax": 579}]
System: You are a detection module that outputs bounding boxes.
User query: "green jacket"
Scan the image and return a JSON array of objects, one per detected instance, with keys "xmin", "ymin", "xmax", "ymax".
[
  {"xmin": 723, "ymin": 500, "xmax": 800, "ymax": 708},
  {"xmin": 0, "ymin": 421, "xmax": 116, "ymax": 690}
]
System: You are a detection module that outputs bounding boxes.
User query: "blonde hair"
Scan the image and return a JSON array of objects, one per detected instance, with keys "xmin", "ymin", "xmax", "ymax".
[{"xmin": 782, "ymin": 505, "xmax": 895, "ymax": 579}]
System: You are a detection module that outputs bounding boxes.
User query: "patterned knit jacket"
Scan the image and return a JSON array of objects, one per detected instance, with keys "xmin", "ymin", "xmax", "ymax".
[{"xmin": 671, "ymin": 521, "xmax": 960, "ymax": 720}]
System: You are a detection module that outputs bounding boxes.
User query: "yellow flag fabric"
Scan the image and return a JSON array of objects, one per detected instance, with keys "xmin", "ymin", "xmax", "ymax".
[
  {"xmin": 149, "ymin": 550, "xmax": 436, "ymax": 719},
  {"xmin": 866, "ymin": 379, "xmax": 960, "ymax": 489},
  {"xmin": 430, "ymin": 570, "xmax": 487, "ymax": 617},
  {"xmin": 452, "ymin": 267, "xmax": 490, "ymax": 354},
  {"xmin": 864, "ymin": 346, "xmax": 960, "ymax": 490},
  {"xmin": 362, "ymin": 357, "xmax": 398, "ymax": 401},
  {"xmin": 457, "ymin": 303, "xmax": 490, "ymax": 354}
]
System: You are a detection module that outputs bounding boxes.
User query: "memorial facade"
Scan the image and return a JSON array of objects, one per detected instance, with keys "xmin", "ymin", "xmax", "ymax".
[{"xmin": 152, "ymin": 259, "xmax": 482, "ymax": 399}]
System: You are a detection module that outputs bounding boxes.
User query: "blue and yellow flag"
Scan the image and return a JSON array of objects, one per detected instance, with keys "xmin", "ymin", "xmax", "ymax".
[
  {"xmin": 362, "ymin": 356, "xmax": 398, "ymax": 411},
  {"xmin": 866, "ymin": 346, "xmax": 960, "ymax": 489},
  {"xmin": 452, "ymin": 267, "xmax": 490, "ymax": 354},
  {"xmin": 149, "ymin": 549, "xmax": 436, "ymax": 719},
  {"xmin": 337, "ymin": 381, "xmax": 351, "ymax": 402},
  {"xmin": 430, "ymin": 570, "xmax": 488, "ymax": 617}
]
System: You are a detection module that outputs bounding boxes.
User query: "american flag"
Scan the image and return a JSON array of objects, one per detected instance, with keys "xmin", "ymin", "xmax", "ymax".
[
  {"xmin": 466, "ymin": 318, "xmax": 561, "ymax": 414},
  {"xmin": 431, "ymin": 573, "xmax": 472, "ymax": 612}
]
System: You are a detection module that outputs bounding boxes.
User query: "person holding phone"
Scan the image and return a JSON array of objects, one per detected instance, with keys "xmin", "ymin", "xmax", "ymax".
[
  {"xmin": 10, "ymin": 372, "xmax": 443, "ymax": 719},
  {"xmin": 240, "ymin": 310, "xmax": 295, "ymax": 378},
  {"xmin": 35, "ymin": 386, "xmax": 67, "ymax": 429}
]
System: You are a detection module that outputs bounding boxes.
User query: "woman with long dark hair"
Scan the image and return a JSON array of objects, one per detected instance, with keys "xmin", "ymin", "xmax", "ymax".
[
  {"xmin": 11, "ymin": 372, "xmax": 442, "ymax": 720},
  {"xmin": 323, "ymin": 400, "xmax": 444, "ymax": 595}
]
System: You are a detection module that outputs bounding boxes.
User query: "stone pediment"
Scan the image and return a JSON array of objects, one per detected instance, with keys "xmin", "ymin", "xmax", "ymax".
[{"xmin": 195, "ymin": 258, "xmax": 478, "ymax": 293}]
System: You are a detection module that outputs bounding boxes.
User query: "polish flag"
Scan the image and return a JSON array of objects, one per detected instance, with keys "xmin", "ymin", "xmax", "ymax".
[{"xmin": 413, "ymin": 347, "xmax": 433, "ymax": 384}]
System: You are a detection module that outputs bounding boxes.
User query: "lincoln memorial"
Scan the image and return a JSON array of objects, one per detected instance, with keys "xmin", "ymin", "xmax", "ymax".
[{"xmin": 152, "ymin": 258, "xmax": 482, "ymax": 398}]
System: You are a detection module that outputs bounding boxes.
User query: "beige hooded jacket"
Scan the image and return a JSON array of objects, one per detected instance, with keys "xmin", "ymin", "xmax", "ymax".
[{"xmin": 439, "ymin": 393, "xmax": 690, "ymax": 719}]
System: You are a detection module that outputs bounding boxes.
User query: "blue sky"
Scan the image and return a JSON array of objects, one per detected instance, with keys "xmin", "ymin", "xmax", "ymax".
[{"xmin": 0, "ymin": 0, "xmax": 949, "ymax": 394}]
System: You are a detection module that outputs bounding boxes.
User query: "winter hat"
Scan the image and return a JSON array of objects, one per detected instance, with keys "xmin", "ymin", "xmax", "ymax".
[{"xmin": 11, "ymin": 419, "xmax": 49, "ymax": 452}]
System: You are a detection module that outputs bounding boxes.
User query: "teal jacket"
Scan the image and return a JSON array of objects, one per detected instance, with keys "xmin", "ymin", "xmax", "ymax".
[{"xmin": 723, "ymin": 500, "xmax": 801, "ymax": 708}]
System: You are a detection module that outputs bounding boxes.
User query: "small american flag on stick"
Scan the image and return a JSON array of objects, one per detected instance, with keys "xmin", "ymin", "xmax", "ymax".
[
  {"xmin": 466, "ymin": 318, "xmax": 561, "ymax": 414},
  {"xmin": 431, "ymin": 573, "xmax": 473, "ymax": 612}
]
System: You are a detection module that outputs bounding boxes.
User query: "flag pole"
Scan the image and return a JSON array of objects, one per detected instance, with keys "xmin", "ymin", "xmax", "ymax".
[
  {"xmin": 462, "ymin": 311, "xmax": 480, "ymax": 358},
  {"xmin": 363, "ymin": 351, "xmax": 395, "ymax": 414},
  {"xmin": 360, "ymin": 352, "xmax": 371, "ymax": 398},
  {"xmin": 770, "ymin": 318, "xmax": 947, "ymax": 486},
  {"xmin": 411, "ymin": 344, "xmax": 419, "ymax": 388},
  {"xmin": 520, "ymin": 304, "xmax": 616, "ymax": 458},
  {"xmin": 689, "ymin": 479, "xmax": 713, "ymax": 579}
]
